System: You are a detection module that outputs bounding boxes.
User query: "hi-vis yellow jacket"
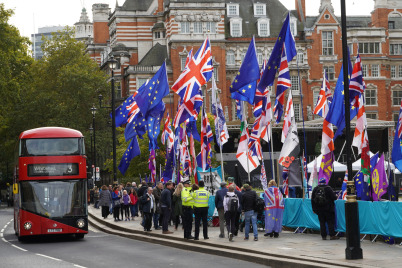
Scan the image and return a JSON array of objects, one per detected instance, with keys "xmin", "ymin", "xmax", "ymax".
[
  {"xmin": 192, "ymin": 187, "xmax": 210, "ymax": 208},
  {"xmin": 181, "ymin": 186, "xmax": 194, "ymax": 207}
]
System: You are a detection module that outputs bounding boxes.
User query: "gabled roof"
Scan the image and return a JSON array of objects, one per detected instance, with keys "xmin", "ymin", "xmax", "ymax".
[
  {"xmin": 120, "ymin": 0, "xmax": 154, "ymax": 11},
  {"xmin": 138, "ymin": 43, "xmax": 167, "ymax": 66}
]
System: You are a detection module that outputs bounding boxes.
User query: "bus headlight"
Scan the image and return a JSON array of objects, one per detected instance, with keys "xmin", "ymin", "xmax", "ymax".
[
  {"xmin": 24, "ymin": 222, "xmax": 32, "ymax": 230},
  {"xmin": 76, "ymin": 219, "xmax": 85, "ymax": 228}
]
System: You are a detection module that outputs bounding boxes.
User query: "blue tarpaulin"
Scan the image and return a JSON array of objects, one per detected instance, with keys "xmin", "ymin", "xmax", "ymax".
[{"xmin": 282, "ymin": 199, "xmax": 402, "ymax": 238}]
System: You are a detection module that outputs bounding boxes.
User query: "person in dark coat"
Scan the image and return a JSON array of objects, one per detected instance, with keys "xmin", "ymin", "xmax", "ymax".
[
  {"xmin": 153, "ymin": 182, "xmax": 163, "ymax": 230},
  {"xmin": 173, "ymin": 183, "xmax": 184, "ymax": 230},
  {"xmin": 141, "ymin": 187, "xmax": 155, "ymax": 232},
  {"xmin": 215, "ymin": 181, "xmax": 228, "ymax": 238},
  {"xmin": 98, "ymin": 185, "xmax": 112, "ymax": 219},
  {"xmin": 233, "ymin": 186, "xmax": 243, "ymax": 236},
  {"xmin": 311, "ymin": 178, "xmax": 339, "ymax": 240},
  {"xmin": 160, "ymin": 182, "xmax": 174, "ymax": 234},
  {"xmin": 241, "ymin": 184, "xmax": 258, "ymax": 241}
]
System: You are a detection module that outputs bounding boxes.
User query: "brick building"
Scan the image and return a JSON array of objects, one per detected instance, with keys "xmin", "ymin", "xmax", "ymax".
[{"xmin": 81, "ymin": 0, "xmax": 401, "ymax": 167}]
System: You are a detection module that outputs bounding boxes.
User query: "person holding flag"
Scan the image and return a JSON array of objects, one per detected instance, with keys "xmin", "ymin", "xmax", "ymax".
[{"xmin": 264, "ymin": 179, "xmax": 284, "ymax": 238}]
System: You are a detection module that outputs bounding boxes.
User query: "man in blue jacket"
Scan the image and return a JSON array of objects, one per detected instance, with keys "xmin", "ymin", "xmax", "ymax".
[
  {"xmin": 215, "ymin": 181, "xmax": 228, "ymax": 238},
  {"xmin": 160, "ymin": 182, "xmax": 174, "ymax": 234}
]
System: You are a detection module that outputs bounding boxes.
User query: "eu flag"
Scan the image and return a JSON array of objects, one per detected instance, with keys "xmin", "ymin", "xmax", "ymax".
[
  {"xmin": 230, "ymin": 37, "xmax": 260, "ymax": 104},
  {"xmin": 186, "ymin": 120, "xmax": 200, "ymax": 142},
  {"xmin": 118, "ymin": 137, "xmax": 141, "ymax": 175},
  {"xmin": 258, "ymin": 13, "xmax": 296, "ymax": 91},
  {"xmin": 134, "ymin": 62, "xmax": 169, "ymax": 117}
]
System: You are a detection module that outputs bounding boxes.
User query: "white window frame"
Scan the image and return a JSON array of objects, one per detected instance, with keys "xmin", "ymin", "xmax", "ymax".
[
  {"xmin": 227, "ymin": 4, "xmax": 239, "ymax": 16},
  {"xmin": 214, "ymin": 66, "xmax": 218, "ymax": 81},
  {"xmin": 257, "ymin": 50, "xmax": 263, "ymax": 65},
  {"xmin": 322, "ymin": 31, "xmax": 333, "ymax": 56},
  {"xmin": 323, "ymin": 66, "xmax": 335, "ymax": 80},
  {"xmin": 230, "ymin": 18, "xmax": 242, "ymax": 37},
  {"xmin": 226, "ymin": 50, "xmax": 235, "ymax": 65},
  {"xmin": 254, "ymin": 3, "xmax": 266, "ymax": 16},
  {"xmin": 257, "ymin": 18, "xmax": 270, "ymax": 37},
  {"xmin": 290, "ymin": 16, "xmax": 298, "ymax": 37},
  {"xmin": 297, "ymin": 51, "xmax": 304, "ymax": 64},
  {"xmin": 371, "ymin": 64, "xmax": 380, "ymax": 77},
  {"xmin": 291, "ymin": 76, "xmax": 299, "ymax": 93},
  {"xmin": 206, "ymin": 22, "xmax": 216, "ymax": 33},
  {"xmin": 180, "ymin": 56, "xmax": 187, "ymax": 71},
  {"xmin": 393, "ymin": 90, "xmax": 402, "ymax": 106},
  {"xmin": 294, "ymin": 103, "xmax": 301, "ymax": 121},
  {"xmin": 365, "ymin": 88, "xmax": 377, "ymax": 106},
  {"xmin": 366, "ymin": 113, "xmax": 377, "ymax": 119},
  {"xmin": 359, "ymin": 42, "xmax": 380, "ymax": 54},
  {"xmin": 391, "ymin": 65, "xmax": 397, "ymax": 78},
  {"xmin": 313, "ymin": 90, "xmax": 320, "ymax": 107},
  {"xmin": 193, "ymin": 22, "xmax": 203, "ymax": 34},
  {"xmin": 180, "ymin": 22, "xmax": 190, "ymax": 34},
  {"xmin": 362, "ymin": 64, "xmax": 368, "ymax": 77},
  {"xmin": 399, "ymin": 65, "xmax": 402, "ymax": 78}
]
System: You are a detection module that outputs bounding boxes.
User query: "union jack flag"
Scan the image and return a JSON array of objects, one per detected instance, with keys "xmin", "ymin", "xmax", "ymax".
[
  {"xmin": 282, "ymin": 167, "xmax": 289, "ymax": 197},
  {"xmin": 211, "ymin": 76, "xmax": 229, "ymax": 147},
  {"xmin": 339, "ymin": 170, "xmax": 348, "ymax": 200},
  {"xmin": 161, "ymin": 112, "xmax": 173, "ymax": 146},
  {"xmin": 273, "ymin": 44, "xmax": 291, "ymax": 124},
  {"xmin": 254, "ymin": 60, "xmax": 268, "ymax": 117},
  {"xmin": 314, "ymin": 70, "xmax": 331, "ymax": 118},
  {"xmin": 236, "ymin": 124, "xmax": 259, "ymax": 173},
  {"xmin": 173, "ymin": 94, "xmax": 203, "ymax": 129},
  {"xmin": 349, "ymin": 53, "xmax": 365, "ymax": 108},
  {"xmin": 172, "ymin": 38, "xmax": 213, "ymax": 104},
  {"xmin": 196, "ymin": 106, "xmax": 213, "ymax": 171},
  {"xmin": 248, "ymin": 116, "xmax": 263, "ymax": 160},
  {"xmin": 398, "ymin": 100, "xmax": 402, "ymax": 139},
  {"xmin": 260, "ymin": 160, "xmax": 269, "ymax": 193},
  {"xmin": 265, "ymin": 186, "xmax": 284, "ymax": 210},
  {"xmin": 281, "ymin": 91, "xmax": 294, "ymax": 143},
  {"xmin": 259, "ymin": 91, "xmax": 273, "ymax": 143}
]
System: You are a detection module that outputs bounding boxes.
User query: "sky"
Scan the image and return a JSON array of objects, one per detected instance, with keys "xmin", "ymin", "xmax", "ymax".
[{"xmin": 3, "ymin": 0, "xmax": 375, "ymax": 39}]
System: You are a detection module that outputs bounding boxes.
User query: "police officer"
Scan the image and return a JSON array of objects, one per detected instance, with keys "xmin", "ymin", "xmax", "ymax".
[
  {"xmin": 181, "ymin": 180, "xmax": 194, "ymax": 239},
  {"xmin": 193, "ymin": 180, "xmax": 210, "ymax": 240}
]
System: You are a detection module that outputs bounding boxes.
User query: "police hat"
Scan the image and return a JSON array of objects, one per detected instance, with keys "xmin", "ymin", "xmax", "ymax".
[{"xmin": 183, "ymin": 180, "xmax": 191, "ymax": 185}]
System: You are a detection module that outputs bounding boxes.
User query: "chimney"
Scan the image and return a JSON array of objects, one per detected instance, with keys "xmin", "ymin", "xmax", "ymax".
[
  {"xmin": 92, "ymin": 4, "xmax": 110, "ymax": 44},
  {"xmin": 295, "ymin": 0, "xmax": 306, "ymax": 22}
]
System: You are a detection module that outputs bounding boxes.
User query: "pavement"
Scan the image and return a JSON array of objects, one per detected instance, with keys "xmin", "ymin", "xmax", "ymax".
[{"xmin": 88, "ymin": 206, "xmax": 401, "ymax": 268}]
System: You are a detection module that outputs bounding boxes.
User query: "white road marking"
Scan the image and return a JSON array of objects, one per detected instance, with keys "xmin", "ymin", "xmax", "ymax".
[
  {"xmin": 277, "ymin": 247, "xmax": 293, "ymax": 250},
  {"xmin": 35, "ymin": 254, "xmax": 62, "ymax": 261},
  {"xmin": 2, "ymin": 238, "xmax": 7, "ymax": 243},
  {"xmin": 1, "ymin": 233, "xmax": 3, "ymax": 238},
  {"xmin": 11, "ymin": 244, "xmax": 28, "ymax": 252},
  {"xmin": 1, "ymin": 229, "xmax": 4, "ymax": 232},
  {"xmin": 73, "ymin": 264, "xmax": 87, "ymax": 268}
]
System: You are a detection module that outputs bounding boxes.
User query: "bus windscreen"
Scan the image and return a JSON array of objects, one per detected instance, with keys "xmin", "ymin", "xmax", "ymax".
[
  {"xmin": 20, "ymin": 138, "xmax": 82, "ymax": 157},
  {"xmin": 20, "ymin": 180, "xmax": 86, "ymax": 218}
]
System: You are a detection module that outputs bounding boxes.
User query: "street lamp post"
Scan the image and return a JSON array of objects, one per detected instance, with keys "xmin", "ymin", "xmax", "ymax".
[
  {"xmin": 108, "ymin": 56, "xmax": 118, "ymax": 183},
  {"xmin": 340, "ymin": 0, "xmax": 363, "ymax": 260},
  {"xmin": 91, "ymin": 104, "xmax": 97, "ymax": 184}
]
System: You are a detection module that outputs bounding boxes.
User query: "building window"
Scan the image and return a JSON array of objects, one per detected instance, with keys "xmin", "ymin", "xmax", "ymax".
[
  {"xmin": 227, "ymin": 4, "xmax": 239, "ymax": 16},
  {"xmin": 291, "ymin": 76, "xmax": 299, "ymax": 92},
  {"xmin": 181, "ymin": 56, "xmax": 187, "ymax": 71},
  {"xmin": 257, "ymin": 50, "xmax": 263, "ymax": 65},
  {"xmin": 181, "ymin": 22, "xmax": 190, "ymax": 34},
  {"xmin": 391, "ymin": 65, "xmax": 397, "ymax": 78},
  {"xmin": 154, "ymin": 32, "xmax": 160, "ymax": 39},
  {"xmin": 194, "ymin": 22, "xmax": 203, "ymax": 34},
  {"xmin": 323, "ymin": 66, "xmax": 335, "ymax": 80},
  {"xmin": 137, "ymin": 78, "xmax": 148, "ymax": 89},
  {"xmin": 365, "ymin": 88, "xmax": 377, "ymax": 106},
  {"xmin": 297, "ymin": 51, "xmax": 304, "ymax": 64},
  {"xmin": 224, "ymin": 106, "xmax": 229, "ymax": 121},
  {"xmin": 366, "ymin": 113, "xmax": 377, "ymax": 119},
  {"xmin": 393, "ymin": 90, "xmax": 402, "ymax": 106},
  {"xmin": 290, "ymin": 20, "xmax": 297, "ymax": 37},
  {"xmin": 294, "ymin": 103, "xmax": 300, "ymax": 121},
  {"xmin": 313, "ymin": 90, "xmax": 320, "ymax": 106},
  {"xmin": 232, "ymin": 100, "xmax": 239, "ymax": 120},
  {"xmin": 389, "ymin": 21, "xmax": 395, "ymax": 29},
  {"xmin": 399, "ymin": 65, "xmax": 402, "ymax": 78},
  {"xmin": 390, "ymin": 44, "xmax": 402, "ymax": 55},
  {"xmin": 254, "ymin": 4, "xmax": 266, "ymax": 16},
  {"xmin": 231, "ymin": 22, "xmax": 241, "ymax": 37},
  {"xmin": 214, "ymin": 66, "xmax": 218, "ymax": 81},
  {"xmin": 348, "ymin": 43, "xmax": 353, "ymax": 55},
  {"xmin": 359, "ymin": 42, "xmax": 380, "ymax": 54},
  {"xmin": 258, "ymin": 21, "xmax": 269, "ymax": 37},
  {"xmin": 226, "ymin": 51, "xmax": 235, "ymax": 65},
  {"xmin": 362, "ymin": 64, "xmax": 368, "ymax": 77},
  {"xmin": 322, "ymin": 31, "xmax": 333, "ymax": 55},
  {"xmin": 240, "ymin": 51, "xmax": 246, "ymax": 63},
  {"xmin": 371, "ymin": 64, "xmax": 380, "ymax": 77},
  {"xmin": 162, "ymin": 31, "xmax": 166, "ymax": 38},
  {"xmin": 206, "ymin": 22, "xmax": 216, "ymax": 33}
]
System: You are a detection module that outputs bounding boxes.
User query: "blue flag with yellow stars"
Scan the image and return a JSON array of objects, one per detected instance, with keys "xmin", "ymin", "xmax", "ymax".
[
  {"xmin": 118, "ymin": 137, "xmax": 141, "ymax": 175},
  {"xmin": 325, "ymin": 48, "xmax": 357, "ymax": 140},
  {"xmin": 230, "ymin": 37, "xmax": 260, "ymax": 104},
  {"xmin": 258, "ymin": 13, "xmax": 297, "ymax": 91},
  {"xmin": 134, "ymin": 62, "xmax": 169, "ymax": 117},
  {"xmin": 147, "ymin": 103, "xmax": 165, "ymax": 150}
]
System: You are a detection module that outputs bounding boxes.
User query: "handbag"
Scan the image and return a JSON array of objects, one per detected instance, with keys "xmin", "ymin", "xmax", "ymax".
[{"xmin": 114, "ymin": 199, "xmax": 121, "ymax": 207}]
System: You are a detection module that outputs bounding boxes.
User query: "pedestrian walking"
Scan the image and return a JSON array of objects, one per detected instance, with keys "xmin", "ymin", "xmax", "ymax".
[
  {"xmin": 241, "ymin": 184, "xmax": 258, "ymax": 241},
  {"xmin": 141, "ymin": 187, "xmax": 156, "ymax": 232},
  {"xmin": 122, "ymin": 190, "xmax": 131, "ymax": 221},
  {"xmin": 215, "ymin": 181, "xmax": 228, "ymax": 238},
  {"xmin": 153, "ymin": 182, "xmax": 163, "ymax": 230},
  {"xmin": 111, "ymin": 186, "xmax": 121, "ymax": 222},
  {"xmin": 160, "ymin": 182, "xmax": 174, "ymax": 234},
  {"xmin": 129, "ymin": 189, "xmax": 138, "ymax": 220},
  {"xmin": 193, "ymin": 180, "xmax": 210, "ymax": 240},
  {"xmin": 311, "ymin": 178, "xmax": 339, "ymax": 240},
  {"xmin": 181, "ymin": 180, "xmax": 194, "ymax": 239},
  {"xmin": 224, "ymin": 185, "xmax": 239, "ymax": 242},
  {"xmin": 98, "ymin": 185, "xmax": 112, "ymax": 219}
]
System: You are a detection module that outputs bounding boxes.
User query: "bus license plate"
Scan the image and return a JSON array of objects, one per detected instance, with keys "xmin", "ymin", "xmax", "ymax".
[{"xmin": 47, "ymin": 229, "xmax": 62, "ymax": 233}]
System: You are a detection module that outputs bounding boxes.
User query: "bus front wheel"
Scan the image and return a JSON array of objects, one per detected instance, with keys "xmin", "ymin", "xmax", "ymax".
[{"xmin": 75, "ymin": 233, "xmax": 85, "ymax": 239}]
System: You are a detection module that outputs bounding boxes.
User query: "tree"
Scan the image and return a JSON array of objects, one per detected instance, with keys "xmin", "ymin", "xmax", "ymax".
[{"xmin": 0, "ymin": 4, "xmax": 33, "ymax": 183}]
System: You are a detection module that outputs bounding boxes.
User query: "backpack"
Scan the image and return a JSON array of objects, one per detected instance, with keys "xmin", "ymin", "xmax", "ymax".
[
  {"xmin": 255, "ymin": 197, "xmax": 265, "ymax": 213},
  {"xmin": 226, "ymin": 194, "xmax": 239, "ymax": 213},
  {"xmin": 314, "ymin": 187, "xmax": 328, "ymax": 206}
]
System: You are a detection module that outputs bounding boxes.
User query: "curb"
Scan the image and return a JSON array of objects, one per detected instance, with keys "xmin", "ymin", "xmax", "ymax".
[{"xmin": 88, "ymin": 212, "xmax": 361, "ymax": 268}]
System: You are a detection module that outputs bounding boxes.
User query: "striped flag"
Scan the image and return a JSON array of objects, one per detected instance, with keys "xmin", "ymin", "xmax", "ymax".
[
  {"xmin": 273, "ymin": 43, "xmax": 291, "ymax": 124},
  {"xmin": 352, "ymin": 94, "xmax": 368, "ymax": 154},
  {"xmin": 236, "ymin": 125, "xmax": 259, "ymax": 173},
  {"xmin": 161, "ymin": 112, "xmax": 173, "ymax": 145},
  {"xmin": 281, "ymin": 91, "xmax": 294, "ymax": 143},
  {"xmin": 313, "ymin": 70, "xmax": 331, "ymax": 117}
]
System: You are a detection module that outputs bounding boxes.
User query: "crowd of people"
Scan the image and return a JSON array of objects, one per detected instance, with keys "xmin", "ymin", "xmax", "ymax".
[{"xmin": 92, "ymin": 176, "xmax": 339, "ymax": 242}]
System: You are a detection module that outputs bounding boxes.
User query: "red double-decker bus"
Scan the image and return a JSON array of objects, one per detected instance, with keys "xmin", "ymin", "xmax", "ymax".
[{"xmin": 14, "ymin": 127, "xmax": 88, "ymax": 240}]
